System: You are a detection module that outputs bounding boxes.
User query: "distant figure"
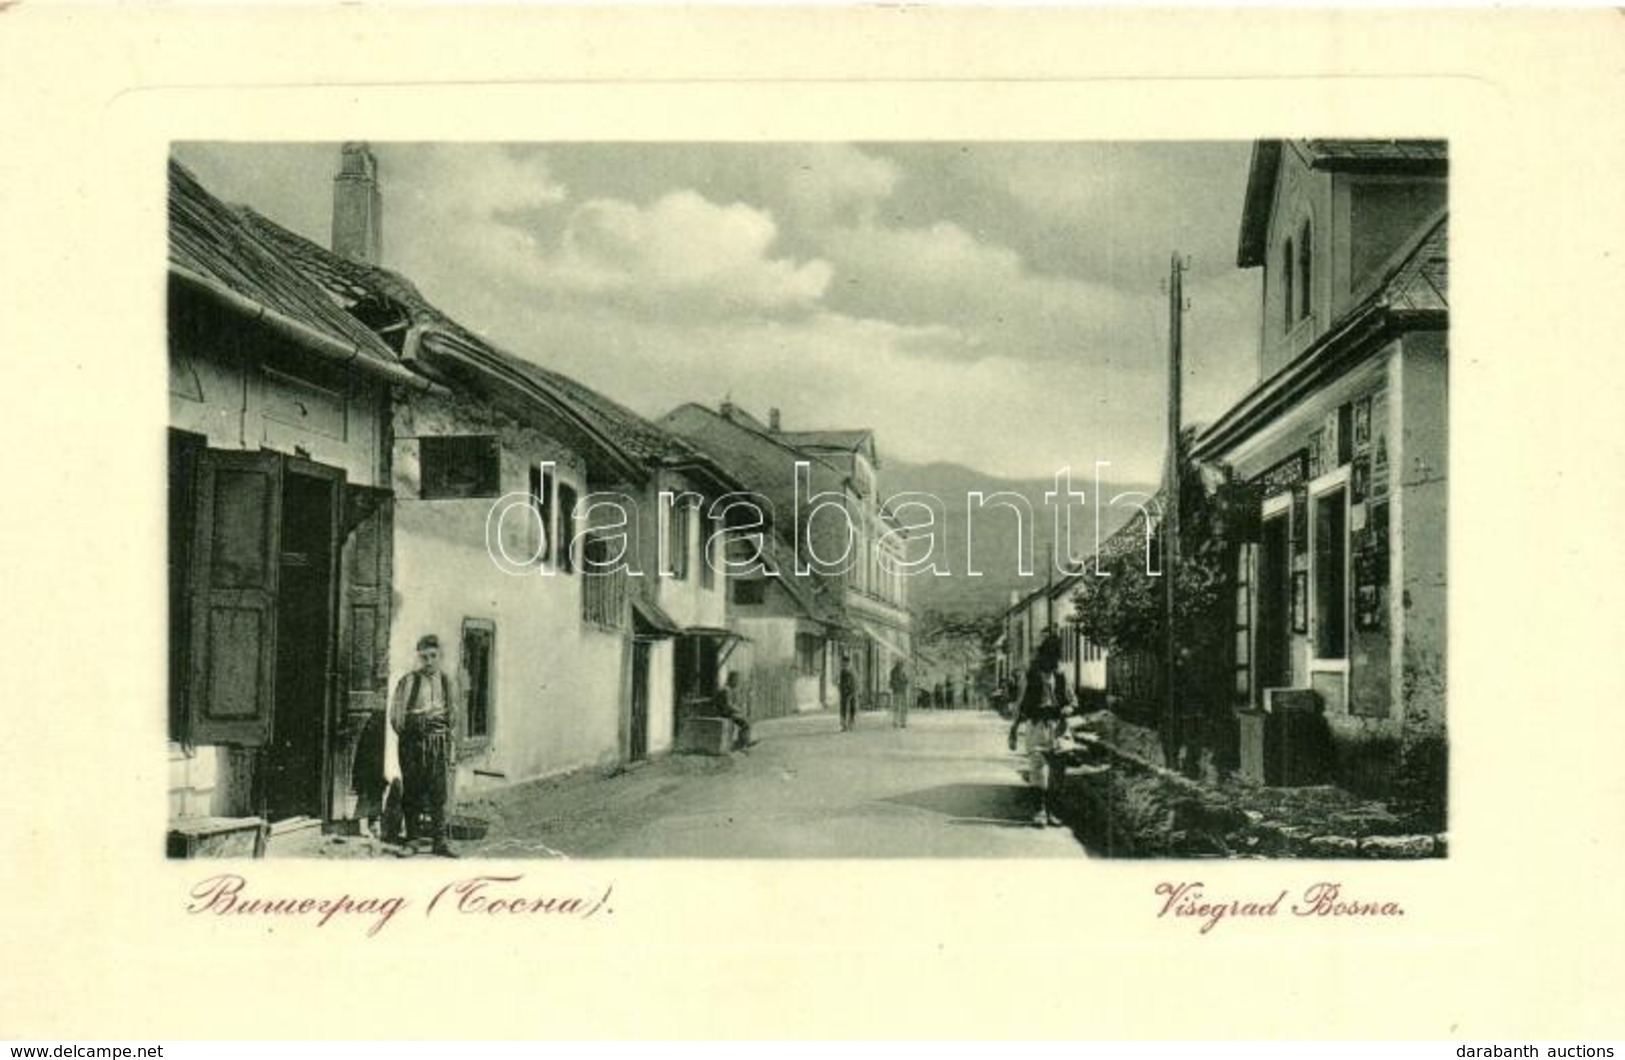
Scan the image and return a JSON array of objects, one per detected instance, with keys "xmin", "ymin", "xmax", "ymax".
[
  {"xmin": 933, "ymin": 681, "xmax": 944, "ymax": 710},
  {"xmin": 889, "ymin": 660, "xmax": 910, "ymax": 729},
  {"xmin": 713, "ymin": 671, "xmax": 754, "ymax": 751},
  {"xmin": 943, "ymin": 675, "xmax": 956, "ymax": 712},
  {"xmin": 961, "ymin": 681, "xmax": 970, "ymax": 708},
  {"xmin": 838, "ymin": 657, "xmax": 858, "ymax": 732}
]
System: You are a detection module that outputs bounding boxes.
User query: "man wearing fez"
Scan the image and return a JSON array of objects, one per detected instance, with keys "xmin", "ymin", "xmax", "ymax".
[{"xmin": 386, "ymin": 634, "xmax": 459, "ymax": 857}]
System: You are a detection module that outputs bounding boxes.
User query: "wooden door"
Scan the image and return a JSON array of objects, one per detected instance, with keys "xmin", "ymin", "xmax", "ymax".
[
  {"xmin": 1256, "ymin": 513, "xmax": 1292, "ymax": 696},
  {"xmin": 186, "ymin": 449, "xmax": 283, "ymax": 747},
  {"xmin": 332, "ymin": 486, "xmax": 393, "ymax": 818},
  {"xmin": 630, "ymin": 640, "xmax": 650, "ymax": 761}
]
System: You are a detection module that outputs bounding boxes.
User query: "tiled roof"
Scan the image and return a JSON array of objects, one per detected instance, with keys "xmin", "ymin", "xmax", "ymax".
[
  {"xmin": 1238, "ymin": 139, "xmax": 1448, "ymax": 266},
  {"xmin": 1302, "ymin": 140, "xmax": 1449, "ymax": 168},
  {"xmin": 168, "ymin": 160, "xmax": 401, "ymax": 370},
  {"xmin": 775, "ymin": 429, "xmax": 874, "ymax": 453},
  {"xmin": 661, "ymin": 404, "xmax": 850, "ymax": 523},
  {"xmin": 236, "ymin": 208, "xmax": 709, "ymax": 475},
  {"xmin": 1373, "ymin": 213, "xmax": 1448, "ymax": 314}
]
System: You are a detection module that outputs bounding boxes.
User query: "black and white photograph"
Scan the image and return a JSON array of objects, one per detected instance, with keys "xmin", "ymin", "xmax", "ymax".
[{"xmin": 165, "ymin": 138, "xmax": 1448, "ymax": 862}]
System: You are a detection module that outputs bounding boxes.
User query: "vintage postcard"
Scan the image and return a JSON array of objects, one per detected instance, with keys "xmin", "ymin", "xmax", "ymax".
[{"xmin": 1, "ymin": 6, "xmax": 1622, "ymax": 1042}]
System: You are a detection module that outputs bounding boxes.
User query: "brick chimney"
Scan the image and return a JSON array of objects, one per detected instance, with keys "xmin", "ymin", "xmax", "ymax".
[
  {"xmin": 719, "ymin": 397, "xmax": 736, "ymax": 420},
  {"xmin": 332, "ymin": 142, "xmax": 382, "ymax": 265},
  {"xmin": 769, "ymin": 407, "xmax": 781, "ymax": 432}
]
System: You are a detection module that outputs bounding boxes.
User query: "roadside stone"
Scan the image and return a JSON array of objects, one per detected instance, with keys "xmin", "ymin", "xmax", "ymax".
[
  {"xmin": 1326, "ymin": 806, "xmax": 1405, "ymax": 837},
  {"xmin": 1307, "ymin": 835, "xmax": 1359, "ymax": 857},
  {"xmin": 1359, "ymin": 834, "xmax": 1435, "ymax": 858}
]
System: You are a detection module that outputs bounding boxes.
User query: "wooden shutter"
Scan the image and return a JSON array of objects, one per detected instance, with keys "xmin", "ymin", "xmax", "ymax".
[
  {"xmin": 332, "ymin": 486, "xmax": 393, "ymax": 813},
  {"xmin": 338, "ymin": 486, "xmax": 393, "ymax": 715},
  {"xmin": 187, "ymin": 450, "xmax": 283, "ymax": 746}
]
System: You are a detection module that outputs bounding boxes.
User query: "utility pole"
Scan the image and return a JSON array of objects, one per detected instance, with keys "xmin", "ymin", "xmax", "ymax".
[{"xmin": 1163, "ymin": 253, "xmax": 1186, "ymax": 770}]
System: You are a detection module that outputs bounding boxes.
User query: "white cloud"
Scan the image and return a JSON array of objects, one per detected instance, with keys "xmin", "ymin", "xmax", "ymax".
[
  {"xmin": 781, "ymin": 144, "xmax": 901, "ymax": 226},
  {"xmin": 548, "ymin": 191, "xmax": 832, "ymax": 310},
  {"xmin": 383, "ymin": 152, "xmax": 832, "ymax": 316}
]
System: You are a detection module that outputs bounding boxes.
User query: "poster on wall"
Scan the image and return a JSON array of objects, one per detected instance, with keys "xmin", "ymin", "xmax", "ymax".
[
  {"xmin": 1351, "ymin": 454, "xmax": 1371, "ymax": 503},
  {"xmin": 1353, "ymin": 395, "xmax": 1372, "ymax": 453},
  {"xmin": 1356, "ymin": 584, "xmax": 1383, "ymax": 631},
  {"xmin": 1370, "ymin": 389, "xmax": 1390, "ymax": 501},
  {"xmin": 1291, "ymin": 570, "xmax": 1308, "ymax": 634},
  {"xmin": 1291, "ymin": 484, "xmax": 1308, "ymax": 556}
]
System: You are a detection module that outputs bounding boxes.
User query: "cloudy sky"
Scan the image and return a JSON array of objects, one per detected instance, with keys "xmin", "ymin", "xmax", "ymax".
[{"xmin": 174, "ymin": 141, "xmax": 1261, "ymax": 482}]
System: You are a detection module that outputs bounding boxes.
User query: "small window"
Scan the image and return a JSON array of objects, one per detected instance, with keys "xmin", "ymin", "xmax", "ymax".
[
  {"xmin": 557, "ymin": 483, "xmax": 578, "ymax": 574},
  {"xmin": 733, "ymin": 578, "xmax": 767, "ymax": 606},
  {"xmin": 1298, "ymin": 221, "xmax": 1314, "ymax": 322},
  {"xmin": 796, "ymin": 632, "xmax": 821, "ymax": 676},
  {"xmin": 460, "ymin": 619, "xmax": 495, "ymax": 748},
  {"xmin": 529, "ymin": 464, "xmax": 553, "ymax": 563},
  {"xmin": 700, "ymin": 515, "xmax": 717, "ymax": 589},
  {"xmin": 667, "ymin": 500, "xmax": 692, "ymax": 581},
  {"xmin": 581, "ymin": 535, "xmax": 628, "ymax": 630},
  {"xmin": 421, "ymin": 436, "xmax": 500, "ymax": 499},
  {"xmin": 1282, "ymin": 239, "xmax": 1295, "ymax": 333}
]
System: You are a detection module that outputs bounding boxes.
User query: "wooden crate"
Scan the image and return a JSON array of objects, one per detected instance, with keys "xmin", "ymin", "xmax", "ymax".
[{"xmin": 167, "ymin": 816, "xmax": 267, "ymax": 859}]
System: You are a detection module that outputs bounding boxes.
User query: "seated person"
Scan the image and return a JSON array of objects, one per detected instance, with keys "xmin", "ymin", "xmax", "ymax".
[{"xmin": 713, "ymin": 672, "xmax": 755, "ymax": 751}]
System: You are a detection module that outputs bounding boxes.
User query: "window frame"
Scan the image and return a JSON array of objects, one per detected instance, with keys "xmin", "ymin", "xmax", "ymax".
[
  {"xmin": 1308, "ymin": 470, "xmax": 1351, "ymax": 666},
  {"xmin": 581, "ymin": 533, "xmax": 629, "ymax": 631},
  {"xmin": 459, "ymin": 617, "xmax": 496, "ymax": 756},
  {"xmin": 419, "ymin": 435, "xmax": 501, "ymax": 500},
  {"xmin": 1298, "ymin": 220, "xmax": 1314, "ymax": 323},
  {"xmin": 1282, "ymin": 237, "xmax": 1295, "ymax": 333},
  {"xmin": 732, "ymin": 577, "xmax": 767, "ymax": 606},
  {"xmin": 556, "ymin": 481, "xmax": 580, "ymax": 575}
]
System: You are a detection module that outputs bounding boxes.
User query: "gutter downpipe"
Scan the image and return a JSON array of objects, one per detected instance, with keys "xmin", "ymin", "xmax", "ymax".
[{"xmin": 170, "ymin": 264, "xmax": 447, "ymax": 395}]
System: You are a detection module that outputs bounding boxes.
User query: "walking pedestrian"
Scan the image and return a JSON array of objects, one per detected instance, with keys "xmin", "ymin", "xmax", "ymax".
[
  {"xmin": 838, "ymin": 656, "xmax": 859, "ymax": 731},
  {"xmin": 1008, "ymin": 626, "xmax": 1072, "ymax": 828},
  {"xmin": 387, "ymin": 634, "xmax": 459, "ymax": 857},
  {"xmin": 889, "ymin": 660, "xmax": 910, "ymax": 728}
]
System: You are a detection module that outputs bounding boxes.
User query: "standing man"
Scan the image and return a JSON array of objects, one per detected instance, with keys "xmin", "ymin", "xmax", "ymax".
[
  {"xmin": 387, "ymin": 634, "xmax": 459, "ymax": 857},
  {"xmin": 889, "ymin": 660, "xmax": 910, "ymax": 729},
  {"xmin": 943, "ymin": 674, "xmax": 956, "ymax": 712},
  {"xmin": 838, "ymin": 656, "xmax": 859, "ymax": 732}
]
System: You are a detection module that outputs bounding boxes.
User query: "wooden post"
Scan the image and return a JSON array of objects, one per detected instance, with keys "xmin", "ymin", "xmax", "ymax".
[{"xmin": 1163, "ymin": 253, "xmax": 1185, "ymax": 769}]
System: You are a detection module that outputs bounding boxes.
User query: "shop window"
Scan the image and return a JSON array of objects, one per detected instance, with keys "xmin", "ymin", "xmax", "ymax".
[
  {"xmin": 421, "ymin": 436, "xmax": 500, "ymax": 499},
  {"xmin": 1312, "ymin": 486, "xmax": 1348, "ymax": 660},
  {"xmin": 461, "ymin": 619, "xmax": 495, "ymax": 748},
  {"xmin": 733, "ymin": 578, "xmax": 767, "ymax": 606}
]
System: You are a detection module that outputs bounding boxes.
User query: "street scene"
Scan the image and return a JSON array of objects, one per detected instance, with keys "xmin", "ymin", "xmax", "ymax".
[
  {"xmin": 280, "ymin": 710, "xmax": 1080, "ymax": 860},
  {"xmin": 166, "ymin": 140, "xmax": 1447, "ymax": 861}
]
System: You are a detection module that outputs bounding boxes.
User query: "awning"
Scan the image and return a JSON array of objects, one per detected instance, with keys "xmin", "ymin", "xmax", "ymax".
[
  {"xmin": 631, "ymin": 598, "xmax": 682, "ymax": 639},
  {"xmin": 850, "ymin": 615, "xmax": 911, "ymax": 660},
  {"xmin": 678, "ymin": 626, "xmax": 746, "ymax": 643}
]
